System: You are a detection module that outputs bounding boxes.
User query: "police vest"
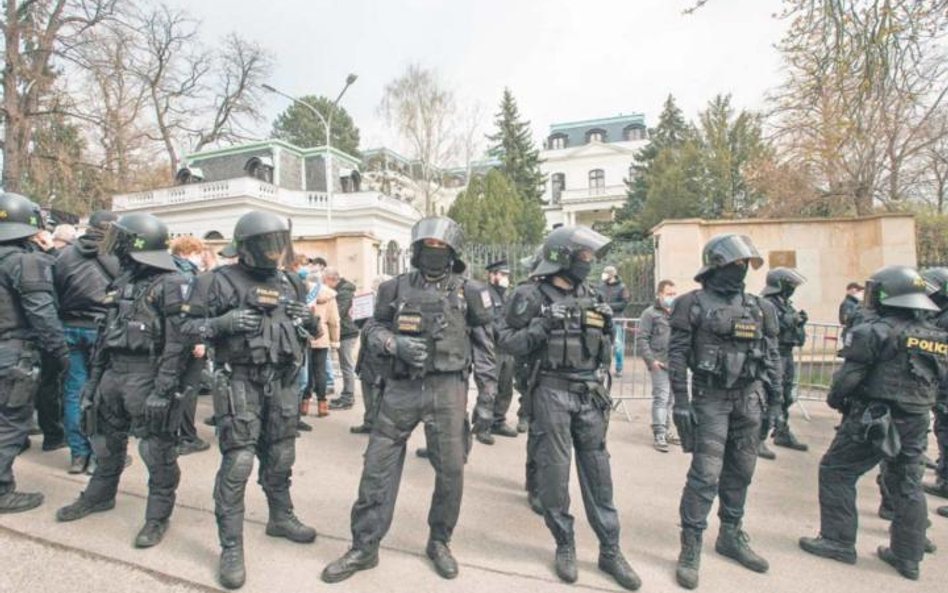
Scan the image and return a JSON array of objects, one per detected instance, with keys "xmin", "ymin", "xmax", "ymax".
[
  {"xmin": 0, "ymin": 247, "xmax": 30, "ymax": 339},
  {"xmin": 212, "ymin": 265, "xmax": 306, "ymax": 367},
  {"xmin": 690, "ymin": 290, "xmax": 767, "ymax": 389},
  {"xmin": 391, "ymin": 273, "xmax": 473, "ymax": 376},
  {"xmin": 865, "ymin": 317, "xmax": 948, "ymax": 413},
  {"xmin": 101, "ymin": 274, "xmax": 164, "ymax": 356},
  {"xmin": 767, "ymin": 296, "xmax": 805, "ymax": 348},
  {"xmin": 536, "ymin": 282, "xmax": 610, "ymax": 374}
]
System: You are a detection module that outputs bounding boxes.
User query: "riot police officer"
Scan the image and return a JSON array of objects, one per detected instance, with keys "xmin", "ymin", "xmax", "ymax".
[
  {"xmin": 497, "ymin": 226, "xmax": 641, "ymax": 590},
  {"xmin": 921, "ymin": 267, "xmax": 948, "ymax": 518},
  {"xmin": 669, "ymin": 234, "xmax": 782, "ymax": 589},
  {"xmin": 0, "ymin": 192, "xmax": 69, "ymax": 513},
  {"xmin": 799, "ymin": 265, "xmax": 947, "ymax": 580},
  {"xmin": 758, "ymin": 267, "xmax": 808, "ymax": 458},
  {"xmin": 56, "ymin": 213, "xmax": 189, "ymax": 550},
  {"xmin": 181, "ymin": 211, "xmax": 319, "ymax": 589},
  {"xmin": 321, "ymin": 217, "xmax": 496, "ymax": 584}
]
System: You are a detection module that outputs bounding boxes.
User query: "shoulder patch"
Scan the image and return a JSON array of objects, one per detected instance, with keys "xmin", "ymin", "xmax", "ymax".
[{"xmin": 480, "ymin": 288, "xmax": 492, "ymax": 310}]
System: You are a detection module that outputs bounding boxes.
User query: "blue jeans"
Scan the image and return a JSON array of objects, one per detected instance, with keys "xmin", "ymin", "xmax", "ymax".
[
  {"xmin": 613, "ymin": 324, "xmax": 625, "ymax": 374},
  {"xmin": 326, "ymin": 354, "xmax": 335, "ymax": 390},
  {"xmin": 64, "ymin": 326, "xmax": 98, "ymax": 457}
]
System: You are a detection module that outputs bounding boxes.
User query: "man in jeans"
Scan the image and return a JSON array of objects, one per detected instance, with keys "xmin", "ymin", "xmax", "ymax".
[
  {"xmin": 636, "ymin": 280, "xmax": 678, "ymax": 452},
  {"xmin": 326, "ymin": 268, "xmax": 359, "ymax": 412},
  {"xmin": 599, "ymin": 266, "xmax": 630, "ymax": 376}
]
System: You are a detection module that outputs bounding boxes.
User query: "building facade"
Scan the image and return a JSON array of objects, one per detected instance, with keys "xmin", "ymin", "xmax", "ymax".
[{"xmin": 539, "ymin": 113, "xmax": 648, "ymax": 228}]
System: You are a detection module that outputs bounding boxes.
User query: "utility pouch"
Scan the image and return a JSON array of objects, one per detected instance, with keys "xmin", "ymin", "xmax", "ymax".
[
  {"xmin": 5, "ymin": 355, "xmax": 40, "ymax": 407},
  {"xmin": 695, "ymin": 343, "xmax": 721, "ymax": 374},
  {"xmin": 212, "ymin": 370, "xmax": 235, "ymax": 418},
  {"xmin": 564, "ymin": 329, "xmax": 585, "ymax": 368},
  {"xmin": 546, "ymin": 329, "xmax": 568, "ymax": 369},
  {"xmin": 723, "ymin": 351, "xmax": 747, "ymax": 388}
]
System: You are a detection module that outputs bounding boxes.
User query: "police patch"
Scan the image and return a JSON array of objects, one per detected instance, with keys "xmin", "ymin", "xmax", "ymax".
[
  {"xmin": 906, "ymin": 336, "xmax": 948, "ymax": 356},
  {"xmin": 480, "ymin": 289, "xmax": 492, "ymax": 309},
  {"xmin": 179, "ymin": 282, "xmax": 192, "ymax": 301}
]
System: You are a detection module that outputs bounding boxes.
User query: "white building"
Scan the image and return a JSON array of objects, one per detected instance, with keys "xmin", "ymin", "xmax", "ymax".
[{"xmin": 539, "ymin": 114, "xmax": 648, "ymax": 228}]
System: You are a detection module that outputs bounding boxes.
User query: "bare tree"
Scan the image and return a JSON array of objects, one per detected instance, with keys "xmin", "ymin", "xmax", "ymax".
[
  {"xmin": 458, "ymin": 101, "xmax": 486, "ymax": 182},
  {"xmin": 1, "ymin": 0, "xmax": 119, "ymax": 191},
  {"xmin": 379, "ymin": 64, "xmax": 458, "ymax": 215}
]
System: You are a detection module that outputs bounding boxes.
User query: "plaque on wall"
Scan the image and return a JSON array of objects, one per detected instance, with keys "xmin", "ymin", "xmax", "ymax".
[{"xmin": 769, "ymin": 250, "xmax": 797, "ymax": 269}]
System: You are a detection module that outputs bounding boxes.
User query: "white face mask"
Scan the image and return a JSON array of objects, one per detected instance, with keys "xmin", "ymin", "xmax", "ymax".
[
  {"xmin": 498, "ymin": 276, "xmax": 510, "ymax": 289},
  {"xmin": 186, "ymin": 254, "xmax": 204, "ymax": 269},
  {"xmin": 601, "ymin": 272, "xmax": 610, "ymax": 282}
]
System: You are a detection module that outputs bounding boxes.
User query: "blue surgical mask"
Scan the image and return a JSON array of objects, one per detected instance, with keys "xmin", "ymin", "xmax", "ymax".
[
  {"xmin": 662, "ymin": 296, "xmax": 675, "ymax": 308},
  {"xmin": 298, "ymin": 268, "xmax": 310, "ymax": 280}
]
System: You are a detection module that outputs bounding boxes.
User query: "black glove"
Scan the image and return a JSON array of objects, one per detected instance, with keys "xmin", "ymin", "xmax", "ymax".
[
  {"xmin": 549, "ymin": 303, "xmax": 569, "ymax": 320},
  {"xmin": 286, "ymin": 300, "xmax": 316, "ymax": 324},
  {"xmin": 394, "ymin": 336, "xmax": 428, "ymax": 367},
  {"xmin": 594, "ymin": 303, "xmax": 614, "ymax": 318},
  {"xmin": 79, "ymin": 382, "xmax": 98, "ymax": 436},
  {"xmin": 798, "ymin": 310, "xmax": 809, "ymax": 325},
  {"xmin": 826, "ymin": 388, "xmax": 850, "ymax": 413},
  {"xmin": 672, "ymin": 404, "xmax": 698, "ymax": 453},
  {"xmin": 210, "ymin": 309, "xmax": 263, "ymax": 336},
  {"xmin": 472, "ymin": 404, "xmax": 493, "ymax": 436},
  {"xmin": 144, "ymin": 392, "xmax": 171, "ymax": 434}
]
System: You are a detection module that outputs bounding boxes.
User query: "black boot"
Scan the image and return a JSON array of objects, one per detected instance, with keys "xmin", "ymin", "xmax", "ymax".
[
  {"xmin": 772, "ymin": 426, "xmax": 808, "ymax": 451},
  {"xmin": 798, "ymin": 535, "xmax": 856, "ymax": 564},
  {"xmin": 925, "ymin": 538, "xmax": 936, "ymax": 554},
  {"xmin": 0, "ymin": 491, "xmax": 44, "ymax": 514},
  {"xmin": 715, "ymin": 523, "xmax": 769, "ymax": 573},
  {"xmin": 134, "ymin": 519, "xmax": 169, "ymax": 548},
  {"xmin": 756, "ymin": 441, "xmax": 776, "ymax": 460},
  {"xmin": 475, "ymin": 430, "xmax": 495, "ymax": 445},
  {"xmin": 676, "ymin": 529, "xmax": 702, "ymax": 589},
  {"xmin": 266, "ymin": 509, "xmax": 316, "ymax": 543},
  {"xmin": 528, "ymin": 492, "xmax": 543, "ymax": 516},
  {"xmin": 321, "ymin": 548, "xmax": 379, "ymax": 583},
  {"xmin": 56, "ymin": 494, "xmax": 115, "ymax": 522},
  {"xmin": 426, "ymin": 540, "xmax": 459, "ymax": 579},
  {"xmin": 877, "ymin": 546, "xmax": 919, "ymax": 580},
  {"xmin": 599, "ymin": 546, "xmax": 641, "ymax": 590},
  {"xmin": 938, "ymin": 506, "xmax": 948, "ymax": 518},
  {"xmin": 491, "ymin": 423, "xmax": 518, "ymax": 438},
  {"xmin": 554, "ymin": 544, "xmax": 578, "ymax": 583},
  {"xmin": 923, "ymin": 479, "xmax": 948, "ymax": 499},
  {"xmin": 219, "ymin": 544, "xmax": 246, "ymax": 589}
]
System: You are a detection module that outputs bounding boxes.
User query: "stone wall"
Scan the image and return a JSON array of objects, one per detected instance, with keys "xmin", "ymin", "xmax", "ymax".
[{"xmin": 651, "ymin": 215, "xmax": 917, "ymax": 324}]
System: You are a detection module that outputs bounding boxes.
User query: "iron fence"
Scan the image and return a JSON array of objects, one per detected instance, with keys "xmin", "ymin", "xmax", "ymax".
[{"xmin": 608, "ymin": 318, "xmax": 843, "ymax": 424}]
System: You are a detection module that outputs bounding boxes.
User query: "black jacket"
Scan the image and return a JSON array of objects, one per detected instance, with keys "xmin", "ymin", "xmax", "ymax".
[
  {"xmin": 335, "ymin": 278, "xmax": 359, "ymax": 339},
  {"xmin": 598, "ymin": 279, "xmax": 630, "ymax": 315},
  {"xmin": 53, "ymin": 232, "xmax": 120, "ymax": 327}
]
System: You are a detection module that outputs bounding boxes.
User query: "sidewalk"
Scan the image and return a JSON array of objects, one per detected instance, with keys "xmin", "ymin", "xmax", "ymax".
[{"xmin": 1, "ymin": 395, "xmax": 945, "ymax": 593}]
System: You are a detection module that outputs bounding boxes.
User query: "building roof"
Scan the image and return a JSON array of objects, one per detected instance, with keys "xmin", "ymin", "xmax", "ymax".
[
  {"xmin": 185, "ymin": 139, "xmax": 362, "ymax": 168},
  {"xmin": 548, "ymin": 113, "xmax": 646, "ymax": 148}
]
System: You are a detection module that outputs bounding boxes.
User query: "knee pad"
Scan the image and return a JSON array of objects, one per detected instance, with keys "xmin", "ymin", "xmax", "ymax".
[
  {"xmin": 228, "ymin": 449, "xmax": 256, "ymax": 482},
  {"xmin": 265, "ymin": 439, "xmax": 296, "ymax": 475}
]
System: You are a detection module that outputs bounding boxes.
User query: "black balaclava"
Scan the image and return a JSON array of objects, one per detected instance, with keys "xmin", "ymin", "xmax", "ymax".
[
  {"xmin": 705, "ymin": 262, "xmax": 748, "ymax": 295},
  {"xmin": 417, "ymin": 244, "xmax": 453, "ymax": 279},
  {"xmin": 932, "ymin": 293, "xmax": 948, "ymax": 311},
  {"xmin": 782, "ymin": 285, "xmax": 796, "ymax": 299},
  {"xmin": 563, "ymin": 259, "xmax": 592, "ymax": 285}
]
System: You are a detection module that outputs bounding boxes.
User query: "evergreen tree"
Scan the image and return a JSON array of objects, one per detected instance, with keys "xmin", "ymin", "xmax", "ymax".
[
  {"xmin": 486, "ymin": 88, "xmax": 546, "ymax": 203},
  {"xmin": 448, "ymin": 170, "xmax": 541, "ymax": 244},
  {"xmin": 271, "ymin": 95, "xmax": 361, "ymax": 156}
]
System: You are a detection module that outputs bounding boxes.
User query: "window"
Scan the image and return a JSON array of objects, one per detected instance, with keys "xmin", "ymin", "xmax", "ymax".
[
  {"xmin": 623, "ymin": 125, "xmax": 647, "ymax": 141},
  {"xmin": 551, "ymin": 173, "xmax": 565, "ymax": 203},
  {"xmin": 586, "ymin": 128, "xmax": 606, "ymax": 144},
  {"xmin": 548, "ymin": 133, "xmax": 569, "ymax": 150},
  {"xmin": 589, "ymin": 169, "xmax": 605, "ymax": 194}
]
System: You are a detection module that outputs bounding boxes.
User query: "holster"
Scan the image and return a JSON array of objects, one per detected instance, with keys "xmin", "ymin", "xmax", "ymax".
[
  {"xmin": 211, "ymin": 367, "xmax": 236, "ymax": 418},
  {"xmin": 3, "ymin": 351, "xmax": 40, "ymax": 408},
  {"xmin": 856, "ymin": 402, "xmax": 902, "ymax": 459}
]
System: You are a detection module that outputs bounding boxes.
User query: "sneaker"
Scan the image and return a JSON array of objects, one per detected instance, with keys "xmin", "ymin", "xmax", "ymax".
[
  {"xmin": 653, "ymin": 434, "xmax": 669, "ymax": 453},
  {"xmin": 329, "ymin": 397, "xmax": 354, "ymax": 410},
  {"xmin": 68, "ymin": 455, "xmax": 89, "ymax": 475}
]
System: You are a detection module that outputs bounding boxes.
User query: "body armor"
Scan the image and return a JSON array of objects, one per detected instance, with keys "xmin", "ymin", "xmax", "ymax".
[
  {"xmin": 767, "ymin": 295, "xmax": 806, "ymax": 349},
  {"xmin": 0, "ymin": 247, "xmax": 30, "ymax": 340},
  {"xmin": 689, "ymin": 290, "xmax": 768, "ymax": 389},
  {"xmin": 210, "ymin": 265, "xmax": 305, "ymax": 367},
  {"xmin": 391, "ymin": 273, "xmax": 473, "ymax": 377},
  {"xmin": 863, "ymin": 317, "xmax": 948, "ymax": 413},
  {"xmin": 100, "ymin": 275, "xmax": 164, "ymax": 356},
  {"xmin": 537, "ymin": 283, "xmax": 610, "ymax": 374}
]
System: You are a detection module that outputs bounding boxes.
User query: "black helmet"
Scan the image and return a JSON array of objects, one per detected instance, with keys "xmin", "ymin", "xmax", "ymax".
[
  {"xmin": 88, "ymin": 210, "xmax": 118, "ymax": 231},
  {"xmin": 865, "ymin": 265, "xmax": 938, "ymax": 312},
  {"xmin": 531, "ymin": 226, "xmax": 612, "ymax": 278},
  {"xmin": 233, "ymin": 211, "xmax": 289, "ymax": 270},
  {"xmin": 102, "ymin": 213, "xmax": 177, "ymax": 271},
  {"xmin": 0, "ymin": 192, "xmax": 42, "ymax": 242},
  {"xmin": 761, "ymin": 267, "xmax": 807, "ymax": 296},
  {"xmin": 410, "ymin": 216, "xmax": 466, "ymax": 273},
  {"xmin": 920, "ymin": 267, "xmax": 948, "ymax": 298},
  {"xmin": 695, "ymin": 234, "xmax": 763, "ymax": 281}
]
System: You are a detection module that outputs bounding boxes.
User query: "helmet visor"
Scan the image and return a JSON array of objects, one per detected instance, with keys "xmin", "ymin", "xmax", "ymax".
[
  {"xmin": 239, "ymin": 231, "xmax": 290, "ymax": 269},
  {"xmin": 705, "ymin": 234, "xmax": 763, "ymax": 270},
  {"xmin": 100, "ymin": 221, "xmax": 133, "ymax": 258},
  {"xmin": 569, "ymin": 227, "xmax": 612, "ymax": 259},
  {"xmin": 411, "ymin": 217, "xmax": 464, "ymax": 252}
]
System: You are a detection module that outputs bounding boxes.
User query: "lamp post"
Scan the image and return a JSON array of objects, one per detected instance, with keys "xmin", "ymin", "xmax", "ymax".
[{"xmin": 262, "ymin": 74, "xmax": 357, "ymax": 235}]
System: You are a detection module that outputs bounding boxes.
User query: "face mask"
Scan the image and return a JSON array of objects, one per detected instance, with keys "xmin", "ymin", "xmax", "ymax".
[
  {"xmin": 662, "ymin": 296, "xmax": 675, "ymax": 308},
  {"xmin": 564, "ymin": 260, "xmax": 592, "ymax": 284},
  {"xmin": 783, "ymin": 286, "xmax": 796, "ymax": 298},
  {"xmin": 498, "ymin": 276, "xmax": 510, "ymax": 289},
  {"xmin": 298, "ymin": 268, "xmax": 310, "ymax": 280},
  {"xmin": 185, "ymin": 254, "xmax": 203, "ymax": 269},
  {"xmin": 417, "ymin": 245, "xmax": 452, "ymax": 277},
  {"xmin": 601, "ymin": 272, "xmax": 610, "ymax": 282},
  {"xmin": 706, "ymin": 262, "xmax": 748, "ymax": 294}
]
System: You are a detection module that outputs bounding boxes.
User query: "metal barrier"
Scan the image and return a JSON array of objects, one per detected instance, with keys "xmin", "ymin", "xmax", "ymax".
[{"xmin": 608, "ymin": 318, "xmax": 845, "ymax": 424}]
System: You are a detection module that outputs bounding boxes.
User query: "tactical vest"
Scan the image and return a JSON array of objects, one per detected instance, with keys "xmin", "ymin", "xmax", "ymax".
[
  {"xmin": 391, "ymin": 273, "xmax": 472, "ymax": 376},
  {"xmin": 212, "ymin": 265, "xmax": 306, "ymax": 367},
  {"xmin": 767, "ymin": 296, "xmax": 804, "ymax": 348},
  {"xmin": 0, "ymin": 247, "xmax": 29, "ymax": 340},
  {"xmin": 536, "ymin": 282, "xmax": 609, "ymax": 374},
  {"xmin": 690, "ymin": 290, "xmax": 767, "ymax": 389},
  {"xmin": 865, "ymin": 317, "xmax": 948, "ymax": 413},
  {"xmin": 101, "ymin": 274, "xmax": 163, "ymax": 356}
]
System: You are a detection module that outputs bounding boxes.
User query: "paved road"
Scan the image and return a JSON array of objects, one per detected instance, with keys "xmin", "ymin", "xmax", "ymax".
[{"xmin": 1, "ymin": 395, "xmax": 945, "ymax": 593}]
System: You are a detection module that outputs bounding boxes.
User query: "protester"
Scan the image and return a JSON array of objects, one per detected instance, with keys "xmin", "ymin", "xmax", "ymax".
[
  {"xmin": 636, "ymin": 279, "xmax": 678, "ymax": 452},
  {"xmin": 599, "ymin": 265, "xmax": 630, "ymax": 376},
  {"xmin": 325, "ymin": 267, "xmax": 358, "ymax": 411},
  {"xmin": 307, "ymin": 277, "xmax": 340, "ymax": 423},
  {"xmin": 51, "ymin": 224, "xmax": 78, "ymax": 251}
]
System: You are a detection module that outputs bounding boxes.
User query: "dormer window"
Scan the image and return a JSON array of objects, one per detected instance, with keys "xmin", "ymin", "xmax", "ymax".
[
  {"xmin": 623, "ymin": 124, "xmax": 647, "ymax": 141},
  {"xmin": 586, "ymin": 128, "xmax": 606, "ymax": 144},
  {"xmin": 548, "ymin": 133, "xmax": 569, "ymax": 150}
]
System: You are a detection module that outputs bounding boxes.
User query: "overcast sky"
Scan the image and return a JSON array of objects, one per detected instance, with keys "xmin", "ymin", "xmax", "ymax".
[{"xmin": 166, "ymin": 0, "xmax": 788, "ymax": 154}]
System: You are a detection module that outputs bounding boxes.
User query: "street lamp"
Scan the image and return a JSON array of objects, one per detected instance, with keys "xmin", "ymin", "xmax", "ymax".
[{"xmin": 262, "ymin": 74, "xmax": 357, "ymax": 235}]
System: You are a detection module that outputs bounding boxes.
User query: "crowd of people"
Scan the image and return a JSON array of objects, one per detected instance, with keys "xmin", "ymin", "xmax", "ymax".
[{"xmin": 1, "ymin": 189, "xmax": 947, "ymax": 590}]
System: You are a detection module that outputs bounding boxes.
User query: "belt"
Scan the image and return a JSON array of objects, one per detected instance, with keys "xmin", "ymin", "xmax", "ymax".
[
  {"xmin": 109, "ymin": 353, "xmax": 153, "ymax": 371},
  {"xmin": 537, "ymin": 373, "xmax": 595, "ymax": 391}
]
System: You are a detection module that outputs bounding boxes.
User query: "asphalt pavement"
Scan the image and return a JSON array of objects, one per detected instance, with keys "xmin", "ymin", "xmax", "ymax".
[{"xmin": 1, "ymin": 393, "xmax": 945, "ymax": 593}]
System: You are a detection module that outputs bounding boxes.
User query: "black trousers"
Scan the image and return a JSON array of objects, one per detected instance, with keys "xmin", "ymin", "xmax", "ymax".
[
  {"xmin": 306, "ymin": 348, "xmax": 328, "ymax": 402},
  {"xmin": 532, "ymin": 378, "xmax": 620, "ymax": 548},
  {"xmin": 35, "ymin": 350, "xmax": 65, "ymax": 444},
  {"xmin": 85, "ymin": 362, "xmax": 180, "ymax": 522},
  {"xmin": 818, "ymin": 405, "xmax": 929, "ymax": 562},
  {"xmin": 178, "ymin": 354, "xmax": 206, "ymax": 444},
  {"xmin": 212, "ymin": 366, "xmax": 301, "ymax": 548},
  {"xmin": 492, "ymin": 353, "xmax": 515, "ymax": 427},
  {"xmin": 680, "ymin": 383, "xmax": 762, "ymax": 532},
  {"xmin": 935, "ymin": 405, "xmax": 948, "ymax": 483},
  {"xmin": 350, "ymin": 373, "xmax": 467, "ymax": 550},
  {"xmin": 0, "ymin": 342, "xmax": 37, "ymax": 496}
]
